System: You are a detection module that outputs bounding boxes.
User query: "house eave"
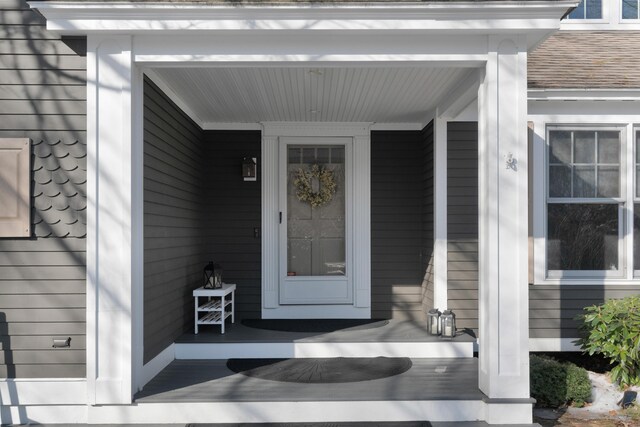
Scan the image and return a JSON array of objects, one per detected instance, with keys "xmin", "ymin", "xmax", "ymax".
[{"xmin": 29, "ymin": 1, "xmax": 577, "ymax": 36}]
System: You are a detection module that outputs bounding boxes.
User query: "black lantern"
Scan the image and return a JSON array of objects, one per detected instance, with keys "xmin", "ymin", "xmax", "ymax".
[
  {"xmin": 242, "ymin": 157, "xmax": 257, "ymax": 181},
  {"xmin": 204, "ymin": 262, "xmax": 223, "ymax": 289},
  {"xmin": 440, "ymin": 309, "xmax": 457, "ymax": 339},
  {"xmin": 427, "ymin": 308, "xmax": 441, "ymax": 336}
]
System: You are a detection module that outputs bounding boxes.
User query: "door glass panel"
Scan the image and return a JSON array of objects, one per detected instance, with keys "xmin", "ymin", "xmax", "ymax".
[{"xmin": 287, "ymin": 145, "xmax": 345, "ymax": 276}]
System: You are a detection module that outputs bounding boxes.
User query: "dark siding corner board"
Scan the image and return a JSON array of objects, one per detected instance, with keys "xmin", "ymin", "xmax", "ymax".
[{"xmin": 0, "ymin": 0, "xmax": 87, "ymax": 379}]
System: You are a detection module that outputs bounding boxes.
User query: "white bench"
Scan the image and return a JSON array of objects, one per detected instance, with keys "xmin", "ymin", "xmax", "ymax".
[{"xmin": 193, "ymin": 283, "xmax": 236, "ymax": 334}]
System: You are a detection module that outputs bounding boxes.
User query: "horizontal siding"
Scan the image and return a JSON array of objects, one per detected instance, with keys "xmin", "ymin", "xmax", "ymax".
[
  {"xmin": 0, "ymin": 0, "xmax": 86, "ymax": 379},
  {"xmin": 529, "ymin": 285, "xmax": 640, "ymax": 338},
  {"xmin": 371, "ymin": 131, "xmax": 425, "ymax": 321},
  {"xmin": 447, "ymin": 122, "xmax": 479, "ymax": 332},
  {"xmin": 0, "ymin": 239, "xmax": 86, "ymax": 378},
  {"xmin": 143, "ymin": 76, "xmax": 205, "ymax": 364},
  {"xmin": 202, "ymin": 130, "xmax": 262, "ymax": 320}
]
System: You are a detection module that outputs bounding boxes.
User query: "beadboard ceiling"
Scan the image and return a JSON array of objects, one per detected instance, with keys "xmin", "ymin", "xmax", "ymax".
[{"xmin": 152, "ymin": 66, "xmax": 471, "ymax": 126}]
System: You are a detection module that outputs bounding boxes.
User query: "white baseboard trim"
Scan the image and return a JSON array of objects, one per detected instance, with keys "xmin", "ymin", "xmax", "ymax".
[
  {"xmin": 139, "ymin": 343, "xmax": 175, "ymax": 390},
  {"xmin": 88, "ymin": 400, "xmax": 484, "ymax": 424},
  {"xmin": 529, "ymin": 338, "xmax": 580, "ymax": 352},
  {"xmin": 175, "ymin": 341, "xmax": 474, "ymax": 359},
  {"xmin": 0, "ymin": 378, "xmax": 86, "ymax": 406},
  {"xmin": 1, "ymin": 404, "xmax": 88, "ymax": 425}
]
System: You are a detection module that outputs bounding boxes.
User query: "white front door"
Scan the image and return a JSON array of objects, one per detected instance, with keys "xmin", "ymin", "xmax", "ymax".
[{"xmin": 278, "ymin": 137, "xmax": 353, "ymax": 304}]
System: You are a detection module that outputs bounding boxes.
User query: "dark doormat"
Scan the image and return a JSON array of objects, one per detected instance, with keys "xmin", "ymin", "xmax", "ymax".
[
  {"xmin": 227, "ymin": 357, "xmax": 412, "ymax": 383},
  {"xmin": 241, "ymin": 318, "xmax": 389, "ymax": 333}
]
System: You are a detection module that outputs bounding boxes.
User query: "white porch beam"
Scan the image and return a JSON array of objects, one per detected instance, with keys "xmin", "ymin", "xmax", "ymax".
[
  {"xmin": 29, "ymin": 1, "xmax": 576, "ymax": 39},
  {"xmin": 477, "ymin": 35, "xmax": 531, "ymax": 424},
  {"xmin": 86, "ymin": 35, "xmax": 140, "ymax": 405},
  {"xmin": 433, "ymin": 113, "xmax": 448, "ymax": 311},
  {"xmin": 437, "ymin": 70, "xmax": 481, "ymax": 121}
]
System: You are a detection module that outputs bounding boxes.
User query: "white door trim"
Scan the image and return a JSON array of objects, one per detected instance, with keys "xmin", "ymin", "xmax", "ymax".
[
  {"xmin": 262, "ymin": 122, "xmax": 371, "ymax": 319},
  {"xmin": 278, "ymin": 137, "xmax": 354, "ymax": 306}
]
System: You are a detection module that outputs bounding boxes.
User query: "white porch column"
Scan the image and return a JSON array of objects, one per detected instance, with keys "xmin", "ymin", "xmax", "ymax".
[
  {"xmin": 86, "ymin": 35, "xmax": 140, "ymax": 405},
  {"xmin": 433, "ymin": 113, "xmax": 448, "ymax": 310},
  {"xmin": 478, "ymin": 36, "xmax": 532, "ymax": 424}
]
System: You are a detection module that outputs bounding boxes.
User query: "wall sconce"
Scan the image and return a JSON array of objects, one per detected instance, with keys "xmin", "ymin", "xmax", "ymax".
[{"xmin": 242, "ymin": 157, "xmax": 257, "ymax": 181}]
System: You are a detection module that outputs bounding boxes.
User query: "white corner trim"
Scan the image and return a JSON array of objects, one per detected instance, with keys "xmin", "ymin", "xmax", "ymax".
[
  {"xmin": 0, "ymin": 379, "xmax": 87, "ymax": 405},
  {"xmin": 203, "ymin": 122, "xmax": 263, "ymax": 131},
  {"xmin": 262, "ymin": 122, "xmax": 372, "ymax": 137},
  {"xmin": 143, "ymin": 69, "xmax": 205, "ymax": 128},
  {"xmin": 370, "ymin": 123, "xmax": 424, "ymax": 131},
  {"xmin": 139, "ymin": 344, "xmax": 175, "ymax": 391},
  {"xmin": 529, "ymin": 338, "xmax": 580, "ymax": 352},
  {"xmin": 433, "ymin": 114, "xmax": 448, "ymax": 310},
  {"xmin": 203, "ymin": 122, "xmax": 422, "ymax": 131}
]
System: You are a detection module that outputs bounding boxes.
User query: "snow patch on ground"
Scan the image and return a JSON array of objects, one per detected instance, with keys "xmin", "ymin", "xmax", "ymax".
[{"xmin": 565, "ymin": 372, "xmax": 640, "ymax": 419}]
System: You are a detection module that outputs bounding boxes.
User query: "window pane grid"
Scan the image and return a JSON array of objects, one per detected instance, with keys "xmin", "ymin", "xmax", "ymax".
[
  {"xmin": 548, "ymin": 130, "xmax": 620, "ymax": 200},
  {"xmin": 568, "ymin": 0, "xmax": 603, "ymax": 19},
  {"xmin": 622, "ymin": 0, "xmax": 640, "ymax": 19}
]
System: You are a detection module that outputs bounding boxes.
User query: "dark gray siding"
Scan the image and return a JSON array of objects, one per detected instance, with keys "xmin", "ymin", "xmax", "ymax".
[
  {"xmin": 202, "ymin": 131, "xmax": 262, "ymax": 320},
  {"xmin": 421, "ymin": 122, "xmax": 435, "ymax": 314},
  {"xmin": 143, "ymin": 77, "xmax": 205, "ymax": 363},
  {"xmin": 371, "ymin": 131, "xmax": 425, "ymax": 321},
  {"xmin": 0, "ymin": 0, "xmax": 86, "ymax": 378},
  {"xmin": 447, "ymin": 122, "xmax": 479, "ymax": 332}
]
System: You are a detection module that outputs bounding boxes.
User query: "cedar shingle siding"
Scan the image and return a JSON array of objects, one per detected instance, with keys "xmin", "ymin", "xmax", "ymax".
[
  {"xmin": 529, "ymin": 31, "xmax": 640, "ymax": 89},
  {"xmin": 0, "ymin": 0, "xmax": 86, "ymax": 378}
]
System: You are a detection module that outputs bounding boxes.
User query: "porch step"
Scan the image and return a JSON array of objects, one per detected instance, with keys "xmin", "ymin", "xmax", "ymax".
[
  {"xmin": 174, "ymin": 319, "xmax": 475, "ymax": 359},
  {"xmin": 129, "ymin": 359, "xmax": 534, "ymax": 425}
]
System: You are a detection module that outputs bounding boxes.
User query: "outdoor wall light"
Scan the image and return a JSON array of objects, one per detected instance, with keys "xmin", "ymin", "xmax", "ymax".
[
  {"xmin": 427, "ymin": 308, "xmax": 441, "ymax": 336},
  {"xmin": 440, "ymin": 309, "xmax": 457, "ymax": 340},
  {"xmin": 242, "ymin": 157, "xmax": 257, "ymax": 181}
]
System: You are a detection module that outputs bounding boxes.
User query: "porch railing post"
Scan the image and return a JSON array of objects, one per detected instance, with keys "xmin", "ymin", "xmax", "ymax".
[{"xmin": 477, "ymin": 35, "xmax": 532, "ymax": 424}]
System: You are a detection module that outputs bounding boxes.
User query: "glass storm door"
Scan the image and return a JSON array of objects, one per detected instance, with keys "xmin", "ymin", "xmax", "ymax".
[{"xmin": 279, "ymin": 138, "xmax": 353, "ymax": 305}]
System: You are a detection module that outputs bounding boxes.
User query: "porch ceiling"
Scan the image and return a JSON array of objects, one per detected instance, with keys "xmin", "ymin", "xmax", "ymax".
[{"xmin": 151, "ymin": 66, "xmax": 472, "ymax": 126}]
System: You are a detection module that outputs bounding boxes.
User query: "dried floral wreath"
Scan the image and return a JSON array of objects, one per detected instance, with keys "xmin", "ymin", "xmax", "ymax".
[{"xmin": 294, "ymin": 164, "xmax": 337, "ymax": 208}]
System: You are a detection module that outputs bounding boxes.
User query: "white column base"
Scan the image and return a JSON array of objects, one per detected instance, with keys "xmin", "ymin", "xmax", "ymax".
[{"xmin": 483, "ymin": 399, "xmax": 535, "ymax": 425}]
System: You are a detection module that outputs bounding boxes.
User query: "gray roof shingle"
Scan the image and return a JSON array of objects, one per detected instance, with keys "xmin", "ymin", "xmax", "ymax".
[{"xmin": 528, "ymin": 31, "xmax": 640, "ymax": 89}]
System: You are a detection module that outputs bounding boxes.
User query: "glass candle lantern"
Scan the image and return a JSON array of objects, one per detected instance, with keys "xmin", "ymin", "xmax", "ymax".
[
  {"xmin": 203, "ymin": 261, "xmax": 215, "ymax": 288},
  {"xmin": 440, "ymin": 309, "xmax": 456, "ymax": 339},
  {"xmin": 427, "ymin": 308, "xmax": 441, "ymax": 336}
]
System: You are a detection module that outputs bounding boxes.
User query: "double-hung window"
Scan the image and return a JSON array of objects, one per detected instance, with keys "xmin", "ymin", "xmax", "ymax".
[
  {"xmin": 546, "ymin": 128, "xmax": 624, "ymax": 278},
  {"xmin": 567, "ymin": 0, "xmax": 603, "ymax": 19}
]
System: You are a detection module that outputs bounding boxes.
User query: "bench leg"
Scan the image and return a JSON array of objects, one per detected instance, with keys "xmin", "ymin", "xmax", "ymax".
[{"xmin": 194, "ymin": 296, "xmax": 199, "ymax": 334}]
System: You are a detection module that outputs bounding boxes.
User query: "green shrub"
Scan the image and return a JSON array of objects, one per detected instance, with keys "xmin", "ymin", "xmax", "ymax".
[
  {"xmin": 530, "ymin": 354, "xmax": 592, "ymax": 408},
  {"xmin": 575, "ymin": 295, "xmax": 640, "ymax": 388}
]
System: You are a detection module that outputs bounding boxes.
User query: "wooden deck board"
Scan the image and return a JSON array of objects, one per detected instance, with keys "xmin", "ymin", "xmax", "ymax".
[{"xmin": 135, "ymin": 358, "xmax": 483, "ymax": 403}]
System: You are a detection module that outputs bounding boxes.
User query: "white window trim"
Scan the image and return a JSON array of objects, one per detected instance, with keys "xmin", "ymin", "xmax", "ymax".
[
  {"xmin": 618, "ymin": 0, "xmax": 640, "ymax": 22},
  {"xmin": 533, "ymin": 120, "xmax": 640, "ymax": 285}
]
